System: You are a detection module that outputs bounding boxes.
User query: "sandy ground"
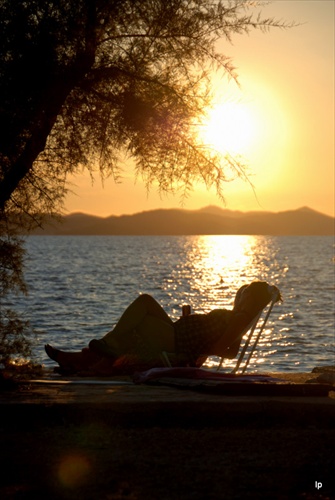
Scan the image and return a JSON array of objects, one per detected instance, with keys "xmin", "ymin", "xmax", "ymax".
[{"xmin": 0, "ymin": 369, "xmax": 334, "ymax": 499}]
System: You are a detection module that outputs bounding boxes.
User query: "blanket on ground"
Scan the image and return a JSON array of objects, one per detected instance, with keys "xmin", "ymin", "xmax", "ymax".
[
  {"xmin": 133, "ymin": 367, "xmax": 283, "ymax": 384},
  {"xmin": 132, "ymin": 367, "xmax": 332, "ymax": 396}
]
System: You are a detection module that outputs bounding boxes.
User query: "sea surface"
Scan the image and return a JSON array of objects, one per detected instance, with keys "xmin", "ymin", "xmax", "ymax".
[{"xmin": 12, "ymin": 235, "xmax": 335, "ymax": 372}]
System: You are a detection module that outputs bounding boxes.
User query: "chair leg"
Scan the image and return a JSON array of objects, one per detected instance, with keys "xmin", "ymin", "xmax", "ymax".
[
  {"xmin": 161, "ymin": 351, "xmax": 172, "ymax": 367},
  {"xmin": 231, "ymin": 323, "xmax": 258, "ymax": 374},
  {"xmin": 239, "ymin": 300, "xmax": 275, "ymax": 374}
]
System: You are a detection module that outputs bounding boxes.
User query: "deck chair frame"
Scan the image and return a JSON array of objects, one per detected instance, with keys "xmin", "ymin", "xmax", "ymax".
[
  {"xmin": 161, "ymin": 295, "xmax": 277, "ymax": 374},
  {"xmin": 221, "ymin": 298, "xmax": 276, "ymax": 374}
]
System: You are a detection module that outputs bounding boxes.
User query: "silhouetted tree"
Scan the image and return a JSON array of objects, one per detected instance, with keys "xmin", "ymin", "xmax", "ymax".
[
  {"xmin": 0, "ymin": 0, "xmax": 293, "ymax": 362},
  {"xmin": 0, "ymin": 0, "xmax": 293, "ymax": 219}
]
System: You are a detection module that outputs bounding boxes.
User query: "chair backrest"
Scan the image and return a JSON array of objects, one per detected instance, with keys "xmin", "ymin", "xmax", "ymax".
[{"xmin": 218, "ymin": 296, "xmax": 277, "ymax": 374}]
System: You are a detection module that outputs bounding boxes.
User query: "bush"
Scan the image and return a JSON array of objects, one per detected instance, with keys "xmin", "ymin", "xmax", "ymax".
[{"xmin": 0, "ymin": 234, "xmax": 34, "ymax": 366}]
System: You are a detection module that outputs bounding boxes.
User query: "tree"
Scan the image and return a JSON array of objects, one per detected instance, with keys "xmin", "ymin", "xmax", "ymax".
[
  {"xmin": 0, "ymin": 0, "xmax": 293, "ymax": 220},
  {"xmin": 0, "ymin": 0, "xmax": 292, "ymax": 362}
]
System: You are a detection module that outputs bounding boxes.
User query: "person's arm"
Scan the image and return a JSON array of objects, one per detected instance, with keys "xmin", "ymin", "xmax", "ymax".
[
  {"xmin": 210, "ymin": 311, "xmax": 253, "ymax": 357},
  {"xmin": 218, "ymin": 338, "xmax": 242, "ymax": 359}
]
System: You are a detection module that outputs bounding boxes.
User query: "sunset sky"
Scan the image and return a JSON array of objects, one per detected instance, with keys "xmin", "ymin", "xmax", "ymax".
[{"xmin": 65, "ymin": 0, "xmax": 334, "ymax": 217}]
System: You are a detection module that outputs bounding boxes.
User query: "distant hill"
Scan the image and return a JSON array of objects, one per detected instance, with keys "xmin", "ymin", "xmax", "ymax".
[{"xmin": 29, "ymin": 206, "xmax": 334, "ymax": 235}]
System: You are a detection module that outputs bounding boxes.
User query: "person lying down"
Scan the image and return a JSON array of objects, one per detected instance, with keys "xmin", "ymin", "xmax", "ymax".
[{"xmin": 45, "ymin": 281, "xmax": 281, "ymax": 376}]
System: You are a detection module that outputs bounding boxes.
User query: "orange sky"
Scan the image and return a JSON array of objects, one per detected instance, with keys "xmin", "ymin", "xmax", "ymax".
[{"xmin": 65, "ymin": 1, "xmax": 334, "ymax": 217}]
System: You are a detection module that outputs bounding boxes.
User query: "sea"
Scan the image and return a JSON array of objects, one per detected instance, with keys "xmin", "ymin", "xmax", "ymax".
[{"xmin": 11, "ymin": 235, "xmax": 335, "ymax": 372}]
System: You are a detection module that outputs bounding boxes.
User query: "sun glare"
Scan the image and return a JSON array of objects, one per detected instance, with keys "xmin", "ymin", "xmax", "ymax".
[{"xmin": 201, "ymin": 101, "xmax": 259, "ymax": 156}]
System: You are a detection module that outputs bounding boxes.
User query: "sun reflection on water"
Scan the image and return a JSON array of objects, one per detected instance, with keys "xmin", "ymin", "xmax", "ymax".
[
  {"xmin": 172, "ymin": 235, "xmax": 284, "ymax": 312},
  {"xmin": 191, "ymin": 235, "xmax": 255, "ymax": 289}
]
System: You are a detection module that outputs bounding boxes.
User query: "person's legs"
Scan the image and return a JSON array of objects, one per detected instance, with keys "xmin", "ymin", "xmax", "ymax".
[
  {"xmin": 46, "ymin": 294, "xmax": 175, "ymax": 370},
  {"xmin": 94, "ymin": 294, "xmax": 174, "ymax": 356},
  {"xmin": 133, "ymin": 314, "xmax": 175, "ymax": 354}
]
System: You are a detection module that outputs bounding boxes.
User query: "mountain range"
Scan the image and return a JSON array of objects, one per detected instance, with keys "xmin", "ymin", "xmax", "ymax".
[{"xmin": 30, "ymin": 206, "xmax": 334, "ymax": 235}]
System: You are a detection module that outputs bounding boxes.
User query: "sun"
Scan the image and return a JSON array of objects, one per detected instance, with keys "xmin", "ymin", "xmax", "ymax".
[{"xmin": 201, "ymin": 101, "xmax": 259, "ymax": 156}]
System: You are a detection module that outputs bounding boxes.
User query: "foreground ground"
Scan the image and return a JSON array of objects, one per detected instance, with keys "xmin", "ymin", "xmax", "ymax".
[{"xmin": 0, "ymin": 370, "xmax": 334, "ymax": 500}]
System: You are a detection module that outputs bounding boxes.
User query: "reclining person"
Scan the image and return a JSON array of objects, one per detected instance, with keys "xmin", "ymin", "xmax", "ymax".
[{"xmin": 45, "ymin": 281, "xmax": 281, "ymax": 375}]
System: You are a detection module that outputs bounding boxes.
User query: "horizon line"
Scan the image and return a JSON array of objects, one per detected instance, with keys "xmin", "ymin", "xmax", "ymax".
[{"xmin": 62, "ymin": 205, "xmax": 335, "ymax": 219}]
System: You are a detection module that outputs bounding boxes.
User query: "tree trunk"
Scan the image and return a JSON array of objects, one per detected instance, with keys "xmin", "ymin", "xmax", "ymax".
[{"xmin": 0, "ymin": 1, "xmax": 97, "ymax": 211}]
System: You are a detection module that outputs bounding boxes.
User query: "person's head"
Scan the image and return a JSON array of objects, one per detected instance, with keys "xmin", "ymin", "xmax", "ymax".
[{"xmin": 233, "ymin": 281, "xmax": 281, "ymax": 318}]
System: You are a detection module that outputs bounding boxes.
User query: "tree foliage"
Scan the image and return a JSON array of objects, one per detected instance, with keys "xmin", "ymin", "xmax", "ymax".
[
  {"xmin": 0, "ymin": 234, "xmax": 32, "ymax": 365},
  {"xmin": 0, "ymin": 0, "xmax": 292, "ymax": 221}
]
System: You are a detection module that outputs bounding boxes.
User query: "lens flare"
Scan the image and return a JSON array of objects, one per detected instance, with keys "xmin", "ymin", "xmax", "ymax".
[{"xmin": 58, "ymin": 454, "xmax": 91, "ymax": 489}]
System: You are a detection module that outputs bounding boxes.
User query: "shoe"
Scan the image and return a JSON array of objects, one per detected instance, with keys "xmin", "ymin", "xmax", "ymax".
[
  {"xmin": 45, "ymin": 344, "xmax": 60, "ymax": 362},
  {"xmin": 88, "ymin": 339, "xmax": 117, "ymax": 359}
]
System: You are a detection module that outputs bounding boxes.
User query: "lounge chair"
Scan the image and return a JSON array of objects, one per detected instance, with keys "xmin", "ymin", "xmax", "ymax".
[{"xmin": 162, "ymin": 285, "xmax": 280, "ymax": 374}]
